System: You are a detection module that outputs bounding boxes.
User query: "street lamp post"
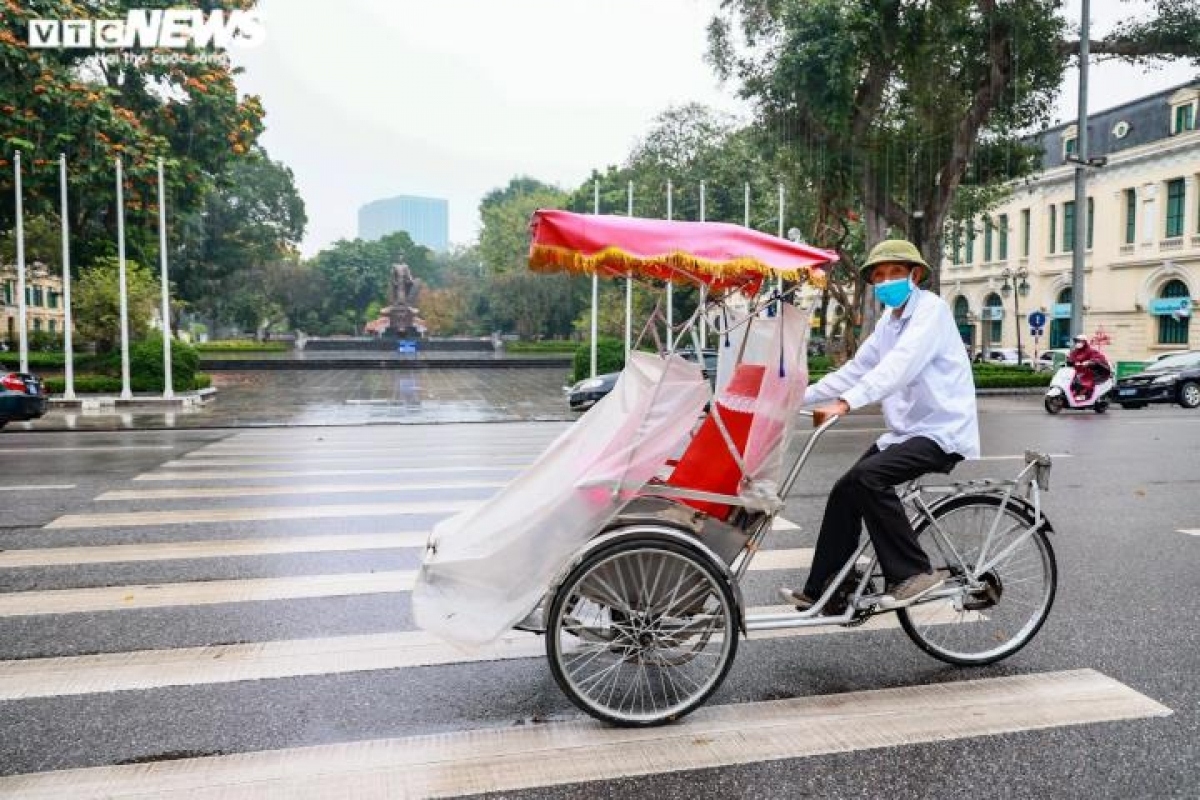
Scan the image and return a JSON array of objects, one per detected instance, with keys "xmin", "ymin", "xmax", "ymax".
[{"xmin": 1000, "ymin": 266, "xmax": 1030, "ymax": 366}]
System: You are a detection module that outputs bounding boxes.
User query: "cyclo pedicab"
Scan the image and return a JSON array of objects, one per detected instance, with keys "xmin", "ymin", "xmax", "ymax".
[{"xmin": 413, "ymin": 210, "xmax": 1057, "ymax": 727}]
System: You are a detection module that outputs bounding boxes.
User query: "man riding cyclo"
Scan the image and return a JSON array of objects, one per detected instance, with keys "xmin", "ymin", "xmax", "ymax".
[
  {"xmin": 781, "ymin": 239, "xmax": 980, "ymax": 613},
  {"xmin": 1067, "ymin": 333, "xmax": 1111, "ymax": 400}
]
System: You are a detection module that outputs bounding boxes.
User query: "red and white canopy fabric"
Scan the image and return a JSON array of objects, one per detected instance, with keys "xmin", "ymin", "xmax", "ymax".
[{"xmin": 528, "ymin": 209, "xmax": 837, "ymax": 292}]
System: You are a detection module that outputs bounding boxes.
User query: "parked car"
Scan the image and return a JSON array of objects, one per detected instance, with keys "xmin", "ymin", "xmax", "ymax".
[
  {"xmin": 974, "ymin": 348, "xmax": 1031, "ymax": 367},
  {"xmin": 1112, "ymin": 351, "xmax": 1200, "ymax": 409},
  {"xmin": 1034, "ymin": 349, "xmax": 1070, "ymax": 373},
  {"xmin": 566, "ymin": 349, "xmax": 717, "ymax": 413},
  {"xmin": 0, "ymin": 364, "xmax": 48, "ymax": 429}
]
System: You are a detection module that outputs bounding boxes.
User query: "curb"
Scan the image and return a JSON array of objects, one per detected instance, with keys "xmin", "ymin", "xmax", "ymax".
[{"xmin": 48, "ymin": 387, "xmax": 217, "ymax": 409}]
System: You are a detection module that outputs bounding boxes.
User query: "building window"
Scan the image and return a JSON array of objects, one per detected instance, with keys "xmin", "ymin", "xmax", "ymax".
[
  {"xmin": 1050, "ymin": 287, "xmax": 1073, "ymax": 348},
  {"xmin": 983, "ymin": 218, "xmax": 994, "ymax": 262},
  {"xmin": 1063, "ymin": 201, "xmax": 1075, "ymax": 253},
  {"xmin": 998, "ymin": 214, "xmax": 1009, "ymax": 260},
  {"xmin": 984, "ymin": 293, "xmax": 1003, "ymax": 344},
  {"xmin": 1166, "ymin": 178, "xmax": 1185, "ymax": 238},
  {"xmin": 1021, "ymin": 209, "xmax": 1031, "ymax": 257},
  {"xmin": 1064, "ymin": 136, "xmax": 1078, "ymax": 159},
  {"xmin": 1174, "ymin": 104, "xmax": 1195, "ymax": 135},
  {"xmin": 1048, "ymin": 205, "xmax": 1057, "ymax": 254},
  {"xmin": 950, "ymin": 223, "xmax": 962, "ymax": 265},
  {"xmin": 1125, "ymin": 189, "xmax": 1137, "ymax": 244},
  {"xmin": 2, "ymin": 281, "xmax": 10, "ymax": 306},
  {"xmin": 966, "ymin": 223, "xmax": 976, "ymax": 264},
  {"xmin": 953, "ymin": 296, "xmax": 973, "ymax": 349},
  {"xmin": 33, "ymin": 317, "xmax": 42, "ymax": 332},
  {"xmin": 1087, "ymin": 197, "xmax": 1094, "ymax": 250},
  {"xmin": 48, "ymin": 291, "xmax": 59, "ymax": 310},
  {"xmin": 49, "ymin": 319, "xmax": 57, "ymax": 334},
  {"xmin": 1158, "ymin": 279, "xmax": 1191, "ymax": 345}
]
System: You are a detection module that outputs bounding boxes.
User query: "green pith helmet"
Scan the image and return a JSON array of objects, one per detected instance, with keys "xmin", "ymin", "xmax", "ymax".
[{"xmin": 860, "ymin": 239, "xmax": 930, "ymax": 285}]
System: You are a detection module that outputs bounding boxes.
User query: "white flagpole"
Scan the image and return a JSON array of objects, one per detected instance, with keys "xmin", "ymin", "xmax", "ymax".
[
  {"xmin": 14, "ymin": 151, "xmax": 28, "ymax": 374},
  {"xmin": 59, "ymin": 155, "xmax": 75, "ymax": 400},
  {"xmin": 777, "ymin": 181, "xmax": 785, "ymax": 296},
  {"xmin": 157, "ymin": 158, "xmax": 174, "ymax": 399},
  {"xmin": 590, "ymin": 179, "xmax": 599, "ymax": 378},
  {"xmin": 699, "ymin": 181, "xmax": 707, "ymax": 347},
  {"xmin": 666, "ymin": 179, "xmax": 673, "ymax": 351},
  {"xmin": 116, "ymin": 158, "xmax": 132, "ymax": 400},
  {"xmin": 625, "ymin": 180, "xmax": 633, "ymax": 360}
]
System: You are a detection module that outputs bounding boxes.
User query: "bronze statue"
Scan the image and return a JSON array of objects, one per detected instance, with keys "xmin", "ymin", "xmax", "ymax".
[{"xmin": 390, "ymin": 262, "xmax": 418, "ymax": 308}]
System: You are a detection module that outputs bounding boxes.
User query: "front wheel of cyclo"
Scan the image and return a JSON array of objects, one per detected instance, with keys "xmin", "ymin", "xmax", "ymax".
[
  {"xmin": 546, "ymin": 538, "xmax": 738, "ymax": 727},
  {"xmin": 899, "ymin": 494, "xmax": 1057, "ymax": 667}
]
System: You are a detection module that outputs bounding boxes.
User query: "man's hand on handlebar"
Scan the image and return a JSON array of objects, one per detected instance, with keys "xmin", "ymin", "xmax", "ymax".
[{"xmin": 812, "ymin": 398, "xmax": 849, "ymax": 427}]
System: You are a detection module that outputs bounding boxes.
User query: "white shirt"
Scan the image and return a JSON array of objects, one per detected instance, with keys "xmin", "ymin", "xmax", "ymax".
[{"xmin": 805, "ymin": 287, "xmax": 981, "ymax": 459}]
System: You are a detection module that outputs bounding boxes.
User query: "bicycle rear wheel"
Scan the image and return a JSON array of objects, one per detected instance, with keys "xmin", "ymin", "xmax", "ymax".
[
  {"xmin": 899, "ymin": 494, "xmax": 1056, "ymax": 666},
  {"xmin": 545, "ymin": 538, "xmax": 738, "ymax": 727}
]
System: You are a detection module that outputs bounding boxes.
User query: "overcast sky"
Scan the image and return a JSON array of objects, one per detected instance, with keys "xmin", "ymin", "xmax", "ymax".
[{"xmin": 228, "ymin": 0, "xmax": 1198, "ymax": 256}]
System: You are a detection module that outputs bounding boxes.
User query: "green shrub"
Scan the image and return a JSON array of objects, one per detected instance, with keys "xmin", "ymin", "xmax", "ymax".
[
  {"xmin": 506, "ymin": 340, "xmax": 578, "ymax": 354},
  {"xmin": 572, "ymin": 337, "xmax": 625, "ymax": 383},
  {"xmin": 44, "ymin": 370, "xmax": 211, "ymax": 394},
  {"xmin": 194, "ymin": 340, "xmax": 288, "ymax": 353}
]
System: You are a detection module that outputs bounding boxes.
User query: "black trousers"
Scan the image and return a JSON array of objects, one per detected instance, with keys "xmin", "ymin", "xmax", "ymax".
[{"xmin": 803, "ymin": 436, "xmax": 962, "ymax": 596}]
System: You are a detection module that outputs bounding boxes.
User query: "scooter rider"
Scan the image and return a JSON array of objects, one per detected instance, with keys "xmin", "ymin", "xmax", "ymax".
[{"xmin": 1067, "ymin": 334, "xmax": 1110, "ymax": 400}]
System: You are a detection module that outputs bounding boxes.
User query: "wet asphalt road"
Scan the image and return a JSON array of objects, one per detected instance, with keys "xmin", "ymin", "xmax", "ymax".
[{"xmin": 0, "ymin": 396, "xmax": 1197, "ymax": 798}]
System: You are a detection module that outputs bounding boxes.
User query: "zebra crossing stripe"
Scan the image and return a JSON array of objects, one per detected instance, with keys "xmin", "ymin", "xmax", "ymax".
[
  {"xmin": 164, "ymin": 455, "xmax": 533, "ymax": 467},
  {"xmin": 0, "ymin": 610, "xmax": 903, "ymax": 701},
  {"xmin": 43, "ymin": 501, "xmax": 475, "ymax": 529},
  {"xmin": 0, "ymin": 533, "xmax": 432, "ymax": 568},
  {"xmin": 0, "ymin": 670, "xmax": 1170, "ymax": 799},
  {"xmin": 0, "ymin": 571, "xmax": 417, "ymax": 616},
  {"xmin": 134, "ymin": 467, "xmax": 519, "ymax": 481},
  {"xmin": 0, "ymin": 548, "xmax": 817, "ymax": 612},
  {"xmin": 96, "ymin": 481, "xmax": 507, "ymax": 501}
]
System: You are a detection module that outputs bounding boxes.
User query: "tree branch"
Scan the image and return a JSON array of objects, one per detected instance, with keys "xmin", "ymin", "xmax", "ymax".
[{"xmin": 1058, "ymin": 38, "xmax": 1198, "ymax": 60}]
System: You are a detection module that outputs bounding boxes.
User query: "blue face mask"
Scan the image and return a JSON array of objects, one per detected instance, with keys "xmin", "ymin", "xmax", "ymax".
[{"xmin": 874, "ymin": 276, "xmax": 914, "ymax": 308}]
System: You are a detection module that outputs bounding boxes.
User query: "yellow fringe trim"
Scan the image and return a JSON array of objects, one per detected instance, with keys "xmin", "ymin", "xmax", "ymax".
[{"xmin": 529, "ymin": 243, "xmax": 827, "ymax": 288}]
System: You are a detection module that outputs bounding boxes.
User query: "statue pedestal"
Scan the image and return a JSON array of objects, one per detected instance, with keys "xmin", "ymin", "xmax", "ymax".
[{"xmin": 381, "ymin": 305, "xmax": 420, "ymax": 339}]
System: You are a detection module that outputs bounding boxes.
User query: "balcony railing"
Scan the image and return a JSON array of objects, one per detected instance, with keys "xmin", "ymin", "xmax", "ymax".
[
  {"xmin": 1192, "ymin": 234, "xmax": 1200, "ymax": 248},
  {"xmin": 1119, "ymin": 244, "xmax": 1136, "ymax": 256},
  {"xmin": 1160, "ymin": 237, "xmax": 1184, "ymax": 252}
]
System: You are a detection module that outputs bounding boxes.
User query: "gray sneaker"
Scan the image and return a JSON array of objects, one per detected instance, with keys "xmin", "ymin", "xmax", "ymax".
[{"xmin": 878, "ymin": 570, "xmax": 944, "ymax": 610}]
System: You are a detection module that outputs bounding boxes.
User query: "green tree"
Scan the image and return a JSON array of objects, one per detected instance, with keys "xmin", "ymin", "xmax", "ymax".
[
  {"xmin": 0, "ymin": 1, "xmax": 267, "ymax": 272},
  {"xmin": 479, "ymin": 177, "xmax": 569, "ymax": 273},
  {"xmin": 175, "ymin": 148, "xmax": 308, "ymax": 320},
  {"xmin": 708, "ymin": 0, "xmax": 1200, "ymax": 325},
  {"xmin": 73, "ymin": 256, "xmax": 161, "ymax": 352}
]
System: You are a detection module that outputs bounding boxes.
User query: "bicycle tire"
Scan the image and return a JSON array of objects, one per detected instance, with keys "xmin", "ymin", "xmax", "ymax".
[
  {"xmin": 545, "ymin": 537, "xmax": 738, "ymax": 727},
  {"xmin": 899, "ymin": 493, "xmax": 1056, "ymax": 666}
]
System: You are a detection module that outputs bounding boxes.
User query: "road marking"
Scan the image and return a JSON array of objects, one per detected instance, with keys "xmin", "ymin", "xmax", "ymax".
[
  {"xmin": 0, "ymin": 533, "xmax": 433, "ymax": 568},
  {"xmin": 1179, "ymin": 529, "xmax": 1200, "ymax": 536},
  {"xmin": 97, "ymin": 481, "xmax": 507, "ymax": 501},
  {"xmin": 0, "ymin": 484, "xmax": 76, "ymax": 492},
  {"xmin": 0, "ymin": 446, "xmax": 176, "ymax": 454},
  {"xmin": 0, "ymin": 546, "xmax": 816, "ymax": 618},
  {"xmin": 43, "ymin": 501, "xmax": 475, "ymax": 529},
  {"xmin": 134, "ymin": 466, "xmax": 521, "ymax": 481},
  {"xmin": 0, "ymin": 571, "xmax": 418, "ymax": 616},
  {"xmin": 975, "ymin": 453, "xmax": 1073, "ymax": 461},
  {"xmin": 0, "ymin": 609, "xmax": 903, "ymax": 701},
  {"xmin": 771, "ymin": 515, "xmax": 800, "ymax": 531},
  {"xmin": 166, "ymin": 454, "xmax": 536, "ymax": 467},
  {"xmin": 0, "ymin": 670, "xmax": 1169, "ymax": 798}
]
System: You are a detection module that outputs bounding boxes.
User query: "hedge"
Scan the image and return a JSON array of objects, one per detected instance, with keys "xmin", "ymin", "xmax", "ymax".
[
  {"xmin": 505, "ymin": 340, "xmax": 578, "ymax": 354},
  {"xmin": 44, "ymin": 372, "xmax": 211, "ymax": 394},
  {"xmin": 194, "ymin": 340, "xmax": 289, "ymax": 353}
]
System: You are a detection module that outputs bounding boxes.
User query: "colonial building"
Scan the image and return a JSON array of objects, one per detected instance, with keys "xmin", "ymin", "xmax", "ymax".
[
  {"xmin": 1, "ymin": 262, "xmax": 68, "ymax": 346},
  {"xmin": 940, "ymin": 80, "xmax": 1199, "ymax": 362}
]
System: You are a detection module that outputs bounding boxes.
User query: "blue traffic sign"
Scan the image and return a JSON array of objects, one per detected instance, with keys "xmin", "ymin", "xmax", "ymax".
[{"xmin": 1028, "ymin": 311, "xmax": 1047, "ymax": 328}]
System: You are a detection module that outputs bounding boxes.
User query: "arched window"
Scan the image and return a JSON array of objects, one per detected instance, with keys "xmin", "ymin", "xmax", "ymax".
[
  {"xmin": 1157, "ymin": 279, "xmax": 1191, "ymax": 345},
  {"xmin": 953, "ymin": 296, "xmax": 970, "ymax": 324},
  {"xmin": 984, "ymin": 293, "xmax": 1003, "ymax": 344},
  {"xmin": 1050, "ymin": 287, "xmax": 1073, "ymax": 348}
]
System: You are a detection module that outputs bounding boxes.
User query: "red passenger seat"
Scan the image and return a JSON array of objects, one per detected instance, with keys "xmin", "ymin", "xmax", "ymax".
[{"xmin": 663, "ymin": 363, "xmax": 766, "ymax": 519}]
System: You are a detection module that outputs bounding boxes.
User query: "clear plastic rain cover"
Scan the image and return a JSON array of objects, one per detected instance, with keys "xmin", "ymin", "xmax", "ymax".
[{"xmin": 413, "ymin": 351, "xmax": 711, "ymax": 645}]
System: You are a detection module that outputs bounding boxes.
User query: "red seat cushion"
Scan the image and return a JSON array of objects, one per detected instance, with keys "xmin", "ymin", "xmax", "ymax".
[{"xmin": 664, "ymin": 364, "xmax": 765, "ymax": 518}]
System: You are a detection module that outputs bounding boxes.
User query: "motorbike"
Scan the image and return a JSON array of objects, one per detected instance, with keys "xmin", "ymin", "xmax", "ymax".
[{"xmin": 1044, "ymin": 361, "xmax": 1114, "ymax": 414}]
